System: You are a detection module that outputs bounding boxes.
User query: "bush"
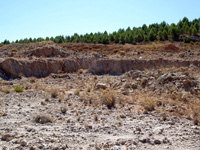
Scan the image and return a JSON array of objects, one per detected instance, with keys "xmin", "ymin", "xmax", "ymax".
[
  {"xmin": 51, "ymin": 89, "xmax": 58, "ymax": 98},
  {"xmin": 132, "ymin": 41, "xmax": 137, "ymax": 45},
  {"xmin": 183, "ymin": 37, "xmax": 192, "ymax": 43},
  {"xmin": 168, "ymin": 39, "xmax": 173, "ymax": 43},
  {"xmin": 101, "ymin": 90, "xmax": 116, "ymax": 109},
  {"xmin": 190, "ymin": 41, "xmax": 194, "ymax": 45},
  {"xmin": 142, "ymin": 98, "xmax": 156, "ymax": 113},
  {"xmin": 14, "ymin": 85, "xmax": 23, "ymax": 92}
]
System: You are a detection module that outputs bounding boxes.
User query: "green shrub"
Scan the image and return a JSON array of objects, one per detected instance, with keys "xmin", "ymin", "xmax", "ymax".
[
  {"xmin": 190, "ymin": 41, "xmax": 194, "ymax": 45},
  {"xmin": 14, "ymin": 85, "xmax": 23, "ymax": 92},
  {"xmin": 168, "ymin": 39, "xmax": 173, "ymax": 43},
  {"xmin": 132, "ymin": 41, "xmax": 137, "ymax": 45},
  {"xmin": 183, "ymin": 37, "xmax": 192, "ymax": 43}
]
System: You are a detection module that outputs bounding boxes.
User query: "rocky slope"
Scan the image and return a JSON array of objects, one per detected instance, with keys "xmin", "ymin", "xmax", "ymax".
[{"xmin": 0, "ymin": 41, "xmax": 200, "ymax": 149}]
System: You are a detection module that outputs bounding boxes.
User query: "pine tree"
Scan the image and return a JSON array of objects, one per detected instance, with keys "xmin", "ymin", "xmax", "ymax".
[
  {"xmin": 169, "ymin": 26, "xmax": 179, "ymax": 39},
  {"xmin": 188, "ymin": 26, "xmax": 193, "ymax": 36},
  {"xmin": 148, "ymin": 29, "xmax": 157, "ymax": 41},
  {"xmin": 163, "ymin": 30, "xmax": 168, "ymax": 40},
  {"xmin": 192, "ymin": 27, "xmax": 197, "ymax": 36},
  {"xmin": 158, "ymin": 30, "xmax": 163, "ymax": 41},
  {"xmin": 3, "ymin": 39, "xmax": 10, "ymax": 44},
  {"xmin": 120, "ymin": 33, "xmax": 125, "ymax": 44}
]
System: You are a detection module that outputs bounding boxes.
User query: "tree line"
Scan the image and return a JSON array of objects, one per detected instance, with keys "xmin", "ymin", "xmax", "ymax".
[{"xmin": 1, "ymin": 17, "xmax": 200, "ymax": 45}]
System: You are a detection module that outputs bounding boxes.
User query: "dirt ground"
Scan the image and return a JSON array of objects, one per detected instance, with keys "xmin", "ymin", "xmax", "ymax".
[{"xmin": 0, "ymin": 41, "xmax": 200, "ymax": 149}]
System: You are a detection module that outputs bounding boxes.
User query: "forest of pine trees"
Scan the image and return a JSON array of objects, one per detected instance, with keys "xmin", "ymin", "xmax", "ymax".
[{"xmin": 1, "ymin": 17, "xmax": 200, "ymax": 45}]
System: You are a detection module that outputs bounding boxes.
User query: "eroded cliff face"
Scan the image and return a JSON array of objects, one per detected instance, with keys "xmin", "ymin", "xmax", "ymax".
[
  {"xmin": 88, "ymin": 58, "xmax": 200, "ymax": 75},
  {"xmin": 0, "ymin": 57, "xmax": 199, "ymax": 78},
  {"xmin": 0, "ymin": 58, "xmax": 93, "ymax": 78}
]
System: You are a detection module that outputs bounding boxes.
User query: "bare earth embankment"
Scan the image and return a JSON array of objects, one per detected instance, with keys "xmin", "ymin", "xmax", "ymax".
[{"xmin": 0, "ymin": 41, "xmax": 200, "ymax": 149}]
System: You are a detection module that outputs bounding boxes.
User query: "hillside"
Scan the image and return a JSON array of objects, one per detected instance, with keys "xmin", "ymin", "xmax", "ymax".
[{"xmin": 0, "ymin": 40, "xmax": 200, "ymax": 149}]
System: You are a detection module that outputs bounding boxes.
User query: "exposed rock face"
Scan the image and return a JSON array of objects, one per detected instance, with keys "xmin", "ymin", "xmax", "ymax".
[
  {"xmin": 0, "ymin": 57, "xmax": 200, "ymax": 78},
  {"xmin": 0, "ymin": 58, "xmax": 93, "ymax": 78},
  {"xmin": 88, "ymin": 58, "xmax": 200, "ymax": 75},
  {"xmin": 22, "ymin": 46, "xmax": 70, "ymax": 57}
]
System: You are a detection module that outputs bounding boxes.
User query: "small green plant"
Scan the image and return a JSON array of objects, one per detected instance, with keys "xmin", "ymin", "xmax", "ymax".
[
  {"xmin": 132, "ymin": 41, "xmax": 137, "ymax": 45},
  {"xmin": 14, "ymin": 85, "xmax": 23, "ymax": 92},
  {"xmin": 183, "ymin": 37, "xmax": 192, "ymax": 43},
  {"xmin": 190, "ymin": 41, "xmax": 194, "ymax": 45},
  {"xmin": 168, "ymin": 39, "xmax": 173, "ymax": 43}
]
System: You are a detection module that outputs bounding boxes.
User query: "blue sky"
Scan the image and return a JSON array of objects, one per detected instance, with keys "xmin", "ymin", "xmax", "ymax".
[{"xmin": 0, "ymin": 0, "xmax": 200, "ymax": 42}]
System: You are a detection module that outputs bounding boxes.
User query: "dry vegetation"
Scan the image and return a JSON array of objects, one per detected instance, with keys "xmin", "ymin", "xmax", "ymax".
[{"xmin": 0, "ymin": 41, "xmax": 200, "ymax": 149}]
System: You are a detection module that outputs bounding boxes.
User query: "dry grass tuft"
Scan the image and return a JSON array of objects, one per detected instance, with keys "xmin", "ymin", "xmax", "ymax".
[
  {"xmin": 29, "ymin": 77, "xmax": 36, "ymax": 83},
  {"xmin": 74, "ymin": 89, "xmax": 80, "ymax": 96},
  {"xmin": 58, "ymin": 93, "xmax": 64, "ymax": 102},
  {"xmin": 119, "ymin": 51, "xmax": 126, "ymax": 56},
  {"xmin": 142, "ymin": 98, "xmax": 156, "ymax": 113},
  {"xmin": 0, "ymin": 86, "xmax": 11, "ymax": 94},
  {"xmin": 87, "ymin": 86, "xmax": 91, "ymax": 92},
  {"xmin": 101, "ymin": 90, "xmax": 116, "ymax": 109},
  {"xmin": 51, "ymin": 88, "xmax": 59, "ymax": 98}
]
